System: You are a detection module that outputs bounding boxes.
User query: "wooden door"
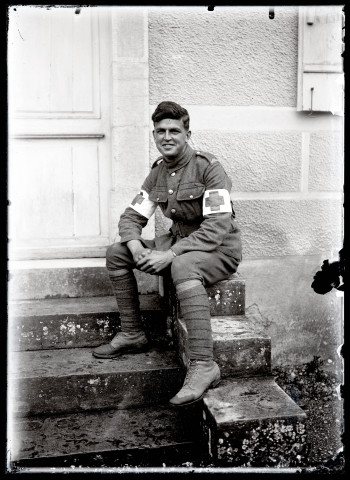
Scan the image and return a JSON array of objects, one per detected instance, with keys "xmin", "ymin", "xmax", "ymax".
[{"xmin": 8, "ymin": 6, "xmax": 111, "ymax": 259}]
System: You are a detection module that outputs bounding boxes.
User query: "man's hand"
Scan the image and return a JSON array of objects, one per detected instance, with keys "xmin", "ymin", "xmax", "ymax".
[
  {"xmin": 127, "ymin": 240, "xmax": 152, "ymax": 264},
  {"xmin": 136, "ymin": 250, "xmax": 174, "ymax": 274}
]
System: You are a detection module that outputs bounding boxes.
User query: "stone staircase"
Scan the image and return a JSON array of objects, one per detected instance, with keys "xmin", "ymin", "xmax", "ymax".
[{"xmin": 8, "ymin": 259, "xmax": 307, "ymax": 470}]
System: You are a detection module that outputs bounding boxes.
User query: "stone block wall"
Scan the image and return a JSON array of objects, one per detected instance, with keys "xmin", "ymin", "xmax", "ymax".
[
  {"xmin": 148, "ymin": 7, "xmax": 298, "ymax": 106},
  {"xmin": 110, "ymin": 8, "xmax": 154, "ymax": 242}
]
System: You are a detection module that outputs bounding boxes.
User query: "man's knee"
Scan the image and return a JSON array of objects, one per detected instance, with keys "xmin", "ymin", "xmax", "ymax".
[
  {"xmin": 106, "ymin": 242, "xmax": 130, "ymax": 270},
  {"xmin": 106, "ymin": 242, "xmax": 123, "ymax": 261},
  {"xmin": 171, "ymin": 253, "xmax": 201, "ymax": 285}
]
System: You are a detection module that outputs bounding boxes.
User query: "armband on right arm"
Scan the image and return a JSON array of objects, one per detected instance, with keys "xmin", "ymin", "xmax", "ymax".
[{"xmin": 129, "ymin": 190, "xmax": 157, "ymax": 219}]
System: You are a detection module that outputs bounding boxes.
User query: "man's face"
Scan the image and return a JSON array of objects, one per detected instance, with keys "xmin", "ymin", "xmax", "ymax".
[{"xmin": 153, "ymin": 118, "xmax": 191, "ymax": 161}]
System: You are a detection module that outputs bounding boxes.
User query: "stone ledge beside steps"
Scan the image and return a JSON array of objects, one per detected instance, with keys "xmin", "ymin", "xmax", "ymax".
[{"xmin": 8, "ymin": 259, "xmax": 159, "ymax": 300}]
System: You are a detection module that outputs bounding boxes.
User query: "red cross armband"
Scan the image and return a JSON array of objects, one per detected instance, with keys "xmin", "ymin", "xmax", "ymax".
[
  {"xmin": 129, "ymin": 190, "xmax": 157, "ymax": 219},
  {"xmin": 202, "ymin": 189, "xmax": 232, "ymax": 215}
]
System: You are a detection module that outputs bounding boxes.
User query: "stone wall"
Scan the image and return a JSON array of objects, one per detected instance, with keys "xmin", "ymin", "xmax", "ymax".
[
  {"xmin": 147, "ymin": 6, "xmax": 344, "ymax": 373},
  {"xmin": 148, "ymin": 7, "xmax": 298, "ymax": 106},
  {"xmin": 110, "ymin": 7, "xmax": 155, "ymax": 242}
]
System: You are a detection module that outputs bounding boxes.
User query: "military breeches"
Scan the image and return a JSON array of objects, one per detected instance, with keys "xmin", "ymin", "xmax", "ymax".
[{"xmin": 106, "ymin": 239, "xmax": 239, "ymax": 288}]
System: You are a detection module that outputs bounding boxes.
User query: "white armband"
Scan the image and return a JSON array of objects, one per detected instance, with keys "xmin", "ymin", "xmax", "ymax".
[
  {"xmin": 129, "ymin": 190, "xmax": 157, "ymax": 219},
  {"xmin": 202, "ymin": 189, "xmax": 232, "ymax": 215}
]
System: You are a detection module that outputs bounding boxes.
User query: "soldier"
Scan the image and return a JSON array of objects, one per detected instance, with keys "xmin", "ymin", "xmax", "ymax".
[{"xmin": 93, "ymin": 101, "xmax": 242, "ymax": 406}]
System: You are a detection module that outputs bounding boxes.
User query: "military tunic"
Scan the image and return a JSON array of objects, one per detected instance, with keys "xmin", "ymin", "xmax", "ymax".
[{"xmin": 118, "ymin": 144, "xmax": 242, "ymax": 263}]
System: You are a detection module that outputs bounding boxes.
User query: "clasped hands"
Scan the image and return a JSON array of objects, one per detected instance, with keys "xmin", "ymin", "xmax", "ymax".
[
  {"xmin": 128, "ymin": 241, "xmax": 174, "ymax": 274},
  {"xmin": 136, "ymin": 248, "xmax": 174, "ymax": 274}
]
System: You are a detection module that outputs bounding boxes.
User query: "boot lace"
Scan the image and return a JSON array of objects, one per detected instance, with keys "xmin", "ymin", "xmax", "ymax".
[{"xmin": 183, "ymin": 360, "xmax": 202, "ymax": 388}]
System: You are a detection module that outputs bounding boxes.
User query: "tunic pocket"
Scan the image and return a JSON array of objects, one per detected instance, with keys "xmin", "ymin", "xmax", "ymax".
[
  {"xmin": 176, "ymin": 182, "xmax": 205, "ymax": 201},
  {"xmin": 176, "ymin": 182, "xmax": 205, "ymax": 219},
  {"xmin": 149, "ymin": 188, "xmax": 168, "ymax": 215},
  {"xmin": 149, "ymin": 188, "xmax": 168, "ymax": 203}
]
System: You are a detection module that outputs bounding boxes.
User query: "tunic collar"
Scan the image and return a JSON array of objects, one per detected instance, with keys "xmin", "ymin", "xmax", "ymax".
[{"xmin": 162, "ymin": 144, "xmax": 195, "ymax": 174}]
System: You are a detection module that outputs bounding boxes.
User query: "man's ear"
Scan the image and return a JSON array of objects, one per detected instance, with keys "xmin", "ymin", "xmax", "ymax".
[
  {"xmin": 152, "ymin": 130, "xmax": 155, "ymax": 140},
  {"xmin": 186, "ymin": 130, "xmax": 192, "ymax": 142}
]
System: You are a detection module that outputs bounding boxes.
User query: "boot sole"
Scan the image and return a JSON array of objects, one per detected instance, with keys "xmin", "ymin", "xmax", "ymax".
[
  {"xmin": 92, "ymin": 343, "xmax": 149, "ymax": 359},
  {"xmin": 169, "ymin": 376, "xmax": 221, "ymax": 408}
]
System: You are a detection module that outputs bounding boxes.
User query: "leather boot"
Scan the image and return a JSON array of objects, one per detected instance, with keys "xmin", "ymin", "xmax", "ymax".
[
  {"xmin": 93, "ymin": 331, "xmax": 149, "ymax": 359},
  {"xmin": 169, "ymin": 360, "xmax": 221, "ymax": 407}
]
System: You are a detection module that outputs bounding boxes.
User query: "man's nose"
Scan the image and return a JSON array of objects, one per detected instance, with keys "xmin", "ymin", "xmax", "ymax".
[{"xmin": 164, "ymin": 130, "xmax": 171, "ymax": 140}]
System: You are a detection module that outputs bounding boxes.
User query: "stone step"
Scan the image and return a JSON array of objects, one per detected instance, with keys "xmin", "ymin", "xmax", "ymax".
[
  {"xmin": 9, "ymin": 295, "xmax": 169, "ymax": 351},
  {"xmin": 9, "ymin": 404, "xmax": 204, "ymax": 469},
  {"xmin": 9, "ymin": 261, "xmax": 245, "ymax": 309},
  {"xmin": 162, "ymin": 273, "xmax": 245, "ymax": 317},
  {"xmin": 8, "ymin": 259, "xmax": 160, "ymax": 300},
  {"xmin": 9, "ymin": 275, "xmax": 246, "ymax": 351},
  {"xmin": 9, "ymin": 378, "xmax": 308, "ymax": 470},
  {"xmin": 206, "ymin": 275, "xmax": 245, "ymax": 316},
  {"xmin": 9, "ymin": 347, "xmax": 185, "ymax": 417},
  {"xmin": 202, "ymin": 376, "xmax": 307, "ymax": 467},
  {"xmin": 173, "ymin": 305, "xmax": 271, "ymax": 378}
]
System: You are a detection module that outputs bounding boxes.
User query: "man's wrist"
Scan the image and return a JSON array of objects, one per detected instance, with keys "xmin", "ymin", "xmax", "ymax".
[
  {"xmin": 127, "ymin": 239, "xmax": 143, "ymax": 254},
  {"xmin": 169, "ymin": 248, "xmax": 177, "ymax": 257}
]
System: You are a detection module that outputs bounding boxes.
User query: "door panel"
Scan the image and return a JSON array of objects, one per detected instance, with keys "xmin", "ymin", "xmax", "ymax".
[
  {"xmin": 8, "ymin": 7, "xmax": 111, "ymax": 259},
  {"xmin": 10, "ymin": 139, "xmax": 102, "ymax": 240},
  {"xmin": 10, "ymin": 7, "xmax": 99, "ymax": 117}
]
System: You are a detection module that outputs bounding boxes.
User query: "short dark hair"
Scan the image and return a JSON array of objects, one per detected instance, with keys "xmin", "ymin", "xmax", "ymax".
[{"xmin": 152, "ymin": 101, "xmax": 190, "ymax": 131}]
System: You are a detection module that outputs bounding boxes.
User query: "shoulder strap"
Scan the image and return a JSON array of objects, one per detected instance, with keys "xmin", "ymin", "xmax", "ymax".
[
  {"xmin": 195, "ymin": 150, "xmax": 219, "ymax": 164},
  {"xmin": 151, "ymin": 156, "xmax": 164, "ymax": 169}
]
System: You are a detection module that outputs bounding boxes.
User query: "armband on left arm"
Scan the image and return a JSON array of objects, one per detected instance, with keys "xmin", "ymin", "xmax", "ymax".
[{"xmin": 202, "ymin": 189, "xmax": 232, "ymax": 215}]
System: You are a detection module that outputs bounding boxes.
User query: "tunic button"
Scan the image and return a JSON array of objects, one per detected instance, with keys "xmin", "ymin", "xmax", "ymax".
[
  {"xmin": 168, "ymin": 189, "xmax": 174, "ymax": 194},
  {"xmin": 189, "ymin": 194, "xmax": 193, "ymax": 199},
  {"xmin": 157, "ymin": 197, "xmax": 159, "ymax": 201},
  {"xmin": 171, "ymin": 172, "xmax": 175, "ymax": 176},
  {"xmin": 171, "ymin": 208, "xmax": 176, "ymax": 214}
]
